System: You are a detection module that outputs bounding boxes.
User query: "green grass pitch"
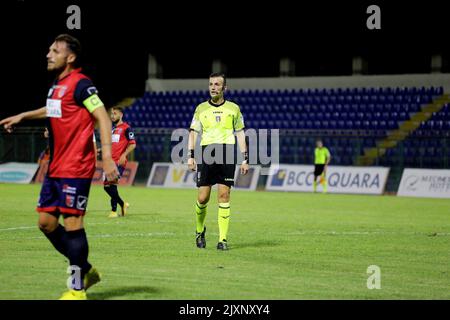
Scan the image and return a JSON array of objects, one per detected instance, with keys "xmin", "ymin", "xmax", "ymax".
[{"xmin": 0, "ymin": 183, "xmax": 449, "ymax": 300}]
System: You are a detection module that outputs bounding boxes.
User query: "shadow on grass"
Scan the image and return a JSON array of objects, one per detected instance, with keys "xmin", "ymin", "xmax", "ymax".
[
  {"xmin": 231, "ymin": 239, "xmax": 283, "ymax": 250},
  {"xmin": 88, "ymin": 286, "xmax": 162, "ymax": 300}
]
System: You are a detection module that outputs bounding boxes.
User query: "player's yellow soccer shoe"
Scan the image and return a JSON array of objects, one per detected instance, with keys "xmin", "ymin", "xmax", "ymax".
[
  {"xmin": 108, "ymin": 211, "xmax": 119, "ymax": 218},
  {"xmin": 59, "ymin": 289, "xmax": 87, "ymax": 300},
  {"xmin": 120, "ymin": 202, "xmax": 129, "ymax": 217},
  {"xmin": 84, "ymin": 267, "xmax": 101, "ymax": 290}
]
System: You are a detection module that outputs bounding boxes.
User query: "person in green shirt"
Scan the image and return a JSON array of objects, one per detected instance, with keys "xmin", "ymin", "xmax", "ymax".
[
  {"xmin": 187, "ymin": 73, "xmax": 249, "ymax": 251},
  {"xmin": 313, "ymin": 139, "xmax": 331, "ymax": 193}
]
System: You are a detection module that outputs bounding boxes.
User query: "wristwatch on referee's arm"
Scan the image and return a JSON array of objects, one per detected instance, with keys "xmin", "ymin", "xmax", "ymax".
[{"xmin": 242, "ymin": 151, "xmax": 249, "ymax": 164}]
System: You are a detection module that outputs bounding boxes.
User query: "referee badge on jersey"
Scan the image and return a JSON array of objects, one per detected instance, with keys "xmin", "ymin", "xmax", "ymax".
[{"xmin": 216, "ymin": 116, "xmax": 221, "ymax": 122}]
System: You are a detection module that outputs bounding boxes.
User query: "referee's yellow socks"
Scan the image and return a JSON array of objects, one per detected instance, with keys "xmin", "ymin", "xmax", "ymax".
[
  {"xmin": 218, "ymin": 202, "xmax": 230, "ymax": 241},
  {"xmin": 321, "ymin": 175, "xmax": 328, "ymax": 193},
  {"xmin": 195, "ymin": 201, "xmax": 207, "ymax": 233}
]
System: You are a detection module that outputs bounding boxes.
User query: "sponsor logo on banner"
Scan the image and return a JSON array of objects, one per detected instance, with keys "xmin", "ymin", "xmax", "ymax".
[
  {"xmin": 398, "ymin": 168, "xmax": 450, "ymax": 199},
  {"xmin": 0, "ymin": 162, "xmax": 39, "ymax": 184},
  {"xmin": 265, "ymin": 164, "xmax": 389, "ymax": 195},
  {"xmin": 146, "ymin": 162, "xmax": 261, "ymax": 191}
]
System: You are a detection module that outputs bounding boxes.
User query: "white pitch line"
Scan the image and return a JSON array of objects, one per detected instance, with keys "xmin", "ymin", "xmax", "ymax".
[
  {"xmin": 0, "ymin": 226, "xmax": 35, "ymax": 231},
  {"xmin": 0, "ymin": 220, "xmax": 174, "ymax": 233}
]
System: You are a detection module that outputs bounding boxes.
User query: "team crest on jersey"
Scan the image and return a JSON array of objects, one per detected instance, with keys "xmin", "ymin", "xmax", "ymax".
[
  {"xmin": 216, "ymin": 116, "xmax": 221, "ymax": 122},
  {"xmin": 58, "ymin": 85, "xmax": 68, "ymax": 98},
  {"xmin": 65, "ymin": 195, "xmax": 75, "ymax": 208}
]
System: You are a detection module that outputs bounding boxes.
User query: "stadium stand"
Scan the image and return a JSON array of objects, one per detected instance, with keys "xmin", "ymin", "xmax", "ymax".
[{"xmin": 126, "ymin": 86, "xmax": 448, "ymax": 168}]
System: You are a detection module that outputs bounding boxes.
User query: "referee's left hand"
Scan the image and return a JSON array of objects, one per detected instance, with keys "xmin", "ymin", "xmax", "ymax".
[{"xmin": 240, "ymin": 163, "xmax": 249, "ymax": 175}]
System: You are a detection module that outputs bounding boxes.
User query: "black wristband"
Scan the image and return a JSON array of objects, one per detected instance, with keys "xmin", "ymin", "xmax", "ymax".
[
  {"xmin": 242, "ymin": 151, "xmax": 249, "ymax": 162},
  {"xmin": 189, "ymin": 149, "xmax": 195, "ymax": 159}
]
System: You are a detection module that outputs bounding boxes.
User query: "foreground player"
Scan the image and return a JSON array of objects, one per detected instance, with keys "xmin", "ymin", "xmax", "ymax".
[
  {"xmin": 313, "ymin": 139, "xmax": 331, "ymax": 193},
  {"xmin": 0, "ymin": 34, "xmax": 118, "ymax": 300},
  {"xmin": 104, "ymin": 106, "xmax": 136, "ymax": 218},
  {"xmin": 187, "ymin": 73, "xmax": 248, "ymax": 250}
]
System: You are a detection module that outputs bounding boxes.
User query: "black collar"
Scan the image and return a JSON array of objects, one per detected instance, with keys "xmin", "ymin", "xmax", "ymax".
[{"xmin": 208, "ymin": 99, "xmax": 226, "ymax": 107}]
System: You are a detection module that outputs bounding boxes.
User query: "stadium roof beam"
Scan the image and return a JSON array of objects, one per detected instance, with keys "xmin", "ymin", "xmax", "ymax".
[
  {"xmin": 212, "ymin": 59, "xmax": 227, "ymax": 74},
  {"xmin": 431, "ymin": 54, "xmax": 442, "ymax": 74},
  {"xmin": 280, "ymin": 57, "xmax": 295, "ymax": 77},
  {"xmin": 352, "ymin": 56, "xmax": 368, "ymax": 75},
  {"xmin": 148, "ymin": 54, "xmax": 162, "ymax": 79}
]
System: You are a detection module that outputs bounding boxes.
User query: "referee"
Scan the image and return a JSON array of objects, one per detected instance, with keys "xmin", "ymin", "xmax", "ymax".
[
  {"xmin": 187, "ymin": 73, "xmax": 248, "ymax": 251},
  {"xmin": 313, "ymin": 139, "xmax": 331, "ymax": 193}
]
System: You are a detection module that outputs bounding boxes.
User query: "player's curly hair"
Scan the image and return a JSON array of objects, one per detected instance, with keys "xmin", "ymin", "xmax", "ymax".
[{"xmin": 54, "ymin": 34, "xmax": 82, "ymax": 67}]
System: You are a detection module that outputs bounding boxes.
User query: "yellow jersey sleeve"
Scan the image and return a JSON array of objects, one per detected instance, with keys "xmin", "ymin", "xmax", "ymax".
[
  {"xmin": 190, "ymin": 106, "xmax": 202, "ymax": 132},
  {"xmin": 234, "ymin": 107, "xmax": 245, "ymax": 131}
]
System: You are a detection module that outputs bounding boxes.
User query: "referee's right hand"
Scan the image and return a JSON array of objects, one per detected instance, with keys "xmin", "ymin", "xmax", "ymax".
[{"xmin": 187, "ymin": 158, "xmax": 197, "ymax": 171}]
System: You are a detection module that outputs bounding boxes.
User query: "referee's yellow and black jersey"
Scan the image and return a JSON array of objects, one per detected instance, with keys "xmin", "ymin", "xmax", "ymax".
[{"xmin": 190, "ymin": 100, "xmax": 245, "ymax": 146}]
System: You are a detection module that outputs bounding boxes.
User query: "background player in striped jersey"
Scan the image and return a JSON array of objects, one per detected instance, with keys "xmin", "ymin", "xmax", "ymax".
[
  {"xmin": 0, "ymin": 34, "xmax": 118, "ymax": 300},
  {"xmin": 104, "ymin": 106, "xmax": 136, "ymax": 218}
]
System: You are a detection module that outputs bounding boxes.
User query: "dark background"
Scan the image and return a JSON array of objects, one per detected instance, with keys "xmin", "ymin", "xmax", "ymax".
[{"xmin": 1, "ymin": 0, "xmax": 449, "ymax": 120}]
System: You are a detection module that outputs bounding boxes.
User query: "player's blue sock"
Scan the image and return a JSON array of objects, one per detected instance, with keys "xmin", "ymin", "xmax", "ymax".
[
  {"xmin": 66, "ymin": 229, "xmax": 92, "ymax": 290},
  {"xmin": 44, "ymin": 224, "xmax": 67, "ymax": 257}
]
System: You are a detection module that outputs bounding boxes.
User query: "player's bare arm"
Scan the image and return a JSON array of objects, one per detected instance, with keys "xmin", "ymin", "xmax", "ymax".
[
  {"xmin": 92, "ymin": 106, "xmax": 119, "ymax": 181},
  {"xmin": 188, "ymin": 129, "xmax": 198, "ymax": 171},
  {"xmin": 236, "ymin": 130, "xmax": 249, "ymax": 175},
  {"xmin": 0, "ymin": 107, "xmax": 47, "ymax": 133},
  {"xmin": 118, "ymin": 143, "xmax": 136, "ymax": 166}
]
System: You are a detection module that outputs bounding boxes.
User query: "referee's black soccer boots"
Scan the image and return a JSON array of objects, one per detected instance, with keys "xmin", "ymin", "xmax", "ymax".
[
  {"xmin": 196, "ymin": 227, "xmax": 206, "ymax": 248},
  {"xmin": 217, "ymin": 240, "xmax": 228, "ymax": 251}
]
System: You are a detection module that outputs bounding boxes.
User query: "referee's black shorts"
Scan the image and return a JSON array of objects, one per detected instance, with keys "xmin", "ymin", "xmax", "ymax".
[
  {"xmin": 196, "ymin": 144, "xmax": 236, "ymax": 187},
  {"xmin": 314, "ymin": 164, "xmax": 325, "ymax": 177},
  {"xmin": 196, "ymin": 163, "xmax": 236, "ymax": 187}
]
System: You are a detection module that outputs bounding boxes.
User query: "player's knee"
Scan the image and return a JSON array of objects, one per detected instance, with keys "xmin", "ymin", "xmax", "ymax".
[{"xmin": 38, "ymin": 219, "xmax": 56, "ymax": 234}]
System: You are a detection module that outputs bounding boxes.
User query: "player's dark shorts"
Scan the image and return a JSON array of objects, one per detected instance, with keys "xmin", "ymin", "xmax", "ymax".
[
  {"xmin": 36, "ymin": 175, "xmax": 92, "ymax": 216},
  {"xmin": 197, "ymin": 163, "xmax": 236, "ymax": 187},
  {"xmin": 103, "ymin": 165, "xmax": 125, "ymax": 185},
  {"xmin": 314, "ymin": 164, "xmax": 326, "ymax": 177}
]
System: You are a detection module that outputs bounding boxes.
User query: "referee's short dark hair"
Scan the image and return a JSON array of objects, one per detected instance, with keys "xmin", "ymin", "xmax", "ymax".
[
  {"xmin": 55, "ymin": 34, "xmax": 82, "ymax": 67},
  {"xmin": 209, "ymin": 72, "xmax": 227, "ymax": 86}
]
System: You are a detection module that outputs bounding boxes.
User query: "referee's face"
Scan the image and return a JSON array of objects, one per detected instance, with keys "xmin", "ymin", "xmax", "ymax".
[{"xmin": 209, "ymin": 77, "xmax": 225, "ymax": 99}]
